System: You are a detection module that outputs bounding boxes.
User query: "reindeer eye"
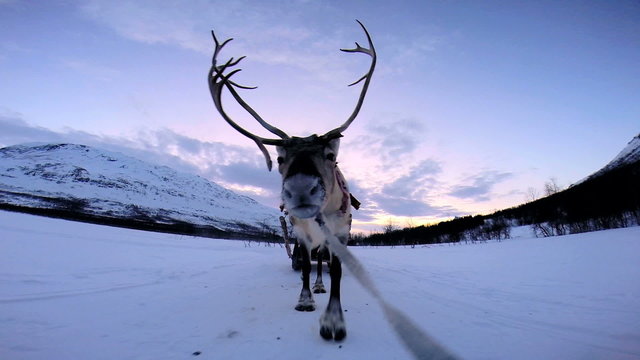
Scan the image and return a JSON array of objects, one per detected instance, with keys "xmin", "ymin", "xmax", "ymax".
[
  {"xmin": 277, "ymin": 156, "xmax": 285, "ymax": 165},
  {"xmin": 326, "ymin": 153, "xmax": 335, "ymax": 162}
]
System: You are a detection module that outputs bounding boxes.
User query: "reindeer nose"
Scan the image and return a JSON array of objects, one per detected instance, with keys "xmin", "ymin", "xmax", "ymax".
[
  {"xmin": 283, "ymin": 174, "xmax": 324, "ymax": 204},
  {"xmin": 283, "ymin": 174, "xmax": 325, "ymax": 219}
]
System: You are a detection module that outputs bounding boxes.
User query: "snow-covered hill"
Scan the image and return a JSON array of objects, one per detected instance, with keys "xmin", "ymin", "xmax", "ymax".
[
  {"xmin": 1, "ymin": 211, "xmax": 639, "ymax": 359},
  {"xmin": 578, "ymin": 133, "xmax": 640, "ymax": 184},
  {"xmin": 602, "ymin": 133, "xmax": 640, "ymax": 170},
  {"xmin": 0, "ymin": 143, "xmax": 280, "ymax": 236}
]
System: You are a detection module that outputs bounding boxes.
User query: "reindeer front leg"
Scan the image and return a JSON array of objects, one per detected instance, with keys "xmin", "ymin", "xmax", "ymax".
[
  {"xmin": 315, "ymin": 213, "xmax": 350, "ymax": 341},
  {"xmin": 320, "ymin": 250, "xmax": 346, "ymax": 341},
  {"xmin": 295, "ymin": 241, "xmax": 316, "ymax": 312}
]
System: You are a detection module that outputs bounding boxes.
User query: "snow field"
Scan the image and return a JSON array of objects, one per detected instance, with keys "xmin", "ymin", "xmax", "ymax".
[{"xmin": 1, "ymin": 211, "xmax": 639, "ymax": 359}]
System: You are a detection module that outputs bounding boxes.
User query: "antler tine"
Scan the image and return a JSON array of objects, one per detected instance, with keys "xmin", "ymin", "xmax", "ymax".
[
  {"xmin": 223, "ymin": 77, "xmax": 290, "ymax": 140},
  {"xmin": 208, "ymin": 62, "xmax": 283, "ymax": 170},
  {"xmin": 208, "ymin": 31, "xmax": 290, "ymax": 171},
  {"xmin": 323, "ymin": 20, "xmax": 376, "ymax": 139},
  {"xmin": 208, "ymin": 30, "xmax": 292, "ymax": 170},
  {"xmin": 210, "ymin": 31, "xmax": 290, "ymax": 140}
]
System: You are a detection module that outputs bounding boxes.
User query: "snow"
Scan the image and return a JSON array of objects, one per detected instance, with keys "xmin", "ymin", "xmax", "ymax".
[
  {"xmin": 505, "ymin": 225, "xmax": 535, "ymax": 239},
  {"xmin": 0, "ymin": 143, "xmax": 281, "ymax": 232},
  {"xmin": 1, "ymin": 210, "xmax": 639, "ymax": 359}
]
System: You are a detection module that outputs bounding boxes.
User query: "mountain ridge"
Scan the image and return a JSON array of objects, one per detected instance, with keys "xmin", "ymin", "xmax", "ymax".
[
  {"xmin": 571, "ymin": 133, "xmax": 640, "ymax": 187},
  {"xmin": 586, "ymin": 133, "xmax": 640, "ymax": 181},
  {"xmin": 0, "ymin": 143, "xmax": 281, "ymax": 239}
]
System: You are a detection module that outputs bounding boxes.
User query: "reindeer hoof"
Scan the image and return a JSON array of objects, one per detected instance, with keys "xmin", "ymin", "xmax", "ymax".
[
  {"xmin": 320, "ymin": 325, "xmax": 333, "ymax": 340},
  {"xmin": 295, "ymin": 303, "xmax": 316, "ymax": 312},
  {"xmin": 320, "ymin": 322, "xmax": 346, "ymax": 341},
  {"xmin": 296, "ymin": 290, "xmax": 315, "ymax": 311},
  {"xmin": 312, "ymin": 283, "xmax": 326, "ymax": 294},
  {"xmin": 295, "ymin": 294, "xmax": 315, "ymax": 311},
  {"xmin": 319, "ymin": 306, "xmax": 346, "ymax": 341}
]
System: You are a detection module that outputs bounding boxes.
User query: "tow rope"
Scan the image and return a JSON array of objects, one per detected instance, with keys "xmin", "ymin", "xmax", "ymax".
[{"xmin": 317, "ymin": 215, "xmax": 460, "ymax": 360}]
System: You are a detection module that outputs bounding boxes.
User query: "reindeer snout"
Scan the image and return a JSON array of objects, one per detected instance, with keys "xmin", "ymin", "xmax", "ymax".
[{"xmin": 282, "ymin": 174, "xmax": 325, "ymax": 218}]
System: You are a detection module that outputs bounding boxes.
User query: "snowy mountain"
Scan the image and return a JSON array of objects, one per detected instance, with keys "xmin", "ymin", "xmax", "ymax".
[
  {"xmin": 602, "ymin": 133, "xmax": 640, "ymax": 169},
  {"xmin": 0, "ymin": 143, "xmax": 281, "ymax": 238},
  {"xmin": 579, "ymin": 133, "xmax": 640, "ymax": 183}
]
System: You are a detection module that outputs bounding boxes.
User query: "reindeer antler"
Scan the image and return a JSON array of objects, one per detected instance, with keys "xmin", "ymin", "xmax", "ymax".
[
  {"xmin": 207, "ymin": 31, "xmax": 288, "ymax": 170},
  {"xmin": 323, "ymin": 20, "xmax": 376, "ymax": 139},
  {"xmin": 208, "ymin": 21, "xmax": 376, "ymax": 168}
]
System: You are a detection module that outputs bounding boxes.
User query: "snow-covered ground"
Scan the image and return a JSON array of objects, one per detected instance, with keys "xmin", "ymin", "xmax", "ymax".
[{"xmin": 1, "ymin": 211, "xmax": 639, "ymax": 360}]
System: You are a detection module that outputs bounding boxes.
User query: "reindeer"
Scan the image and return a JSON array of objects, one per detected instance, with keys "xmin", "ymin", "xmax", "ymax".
[{"xmin": 207, "ymin": 21, "xmax": 375, "ymax": 341}]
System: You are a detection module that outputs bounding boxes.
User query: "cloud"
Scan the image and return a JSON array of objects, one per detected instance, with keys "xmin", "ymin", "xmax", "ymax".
[
  {"xmin": 366, "ymin": 159, "xmax": 457, "ymax": 217},
  {"xmin": 60, "ymin": 59, "xmax": 121, "ymax": 82},
  {"xmin": 78, "ymin": 0, "xmax": 212, "ymax": 52},
  {"xmin": 342, "ymin": 114, "xmax": 453, "ymax": 220},
  {"xmin": 383, "ymin": 30, "xmax": 444, "ymax": 75},
  {"xmin": 345, "ymin": 178, "xmax": 369, "ymax": 203},
  {"xmin": 351, "ymin": 207, "xmax": 378, "ymax": 223},
  {"xmin": 361, "ymin": 116, "xmax": 427, "ymax": 157},
  {"xmin": 76, "ymin": 0, "xmax": 354, "ymax": 81},
  {"xmin": 341, "ymin": 178, "xmax": 380, "ymax": 222},
  {"xmin": 381, "ymin": 159, "xmax": 441, "ymax": 198},
  {"xmin": 370, "ymin": 194, "xmax": 461, "ymax": 218},
  {"xmin": 216, "ymin": 161, "xmax": 277, "ymax": 190},
  {"xmin": 0, "ymin": 112, "xmax": 79, "ymax": 145},
  {"xmin": 448, "ymin": 171, "xmax": 513, "ymax": 201},
  {"xmin": 343, "ymin": 116, "xmax": 432, "ymax": 205}
]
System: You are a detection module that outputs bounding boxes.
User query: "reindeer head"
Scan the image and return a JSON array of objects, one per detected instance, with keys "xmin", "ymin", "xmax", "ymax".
[
  {"xmin": 274, "ymin": 135, "xmax": 340, "ymax": 218},
  {"xmin": 208, "ymin": 21, "xmax": 375, "ymax": 219}
]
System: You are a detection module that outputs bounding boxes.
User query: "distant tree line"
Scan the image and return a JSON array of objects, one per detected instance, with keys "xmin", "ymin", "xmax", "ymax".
[{"xmin": 351, "ymin": 215, "xmax": 511, "ymax": 247}]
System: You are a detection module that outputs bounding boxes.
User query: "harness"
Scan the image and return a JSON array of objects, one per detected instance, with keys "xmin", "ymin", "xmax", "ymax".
[{"xmin": 335, "ymin": 167, "xmax": 351, "ymax": 214}]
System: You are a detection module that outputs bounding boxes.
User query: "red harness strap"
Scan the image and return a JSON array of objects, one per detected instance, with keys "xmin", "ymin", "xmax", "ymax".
[{"xmin": 335, "ymin": 167, "xmax": 350, "ymax": 214}]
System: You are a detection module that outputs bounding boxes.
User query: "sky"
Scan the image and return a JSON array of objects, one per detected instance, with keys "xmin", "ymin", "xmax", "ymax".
[{"xmin": 1, "ymin": 0, "xmax": 638, "ymax": 233}]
